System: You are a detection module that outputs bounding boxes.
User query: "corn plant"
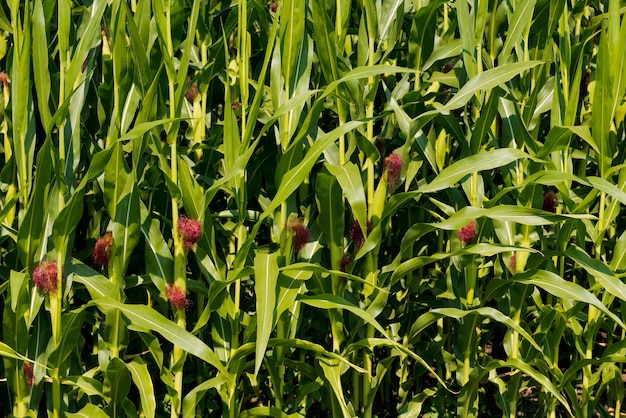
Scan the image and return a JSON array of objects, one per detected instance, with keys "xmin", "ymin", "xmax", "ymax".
[{"xmin": 1, "ymin": 0, "xmax": 626, "ymax": 417}]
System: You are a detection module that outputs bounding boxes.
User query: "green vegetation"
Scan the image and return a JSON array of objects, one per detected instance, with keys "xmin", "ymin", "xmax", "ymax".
[{"xmin": 1, "ymin": 0, "xmax": 626, "ymax": 416}]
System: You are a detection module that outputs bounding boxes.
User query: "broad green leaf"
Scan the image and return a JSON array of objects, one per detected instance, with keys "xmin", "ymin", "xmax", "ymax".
[
  {"xmin": 0, "ymin": 185, "xmax": 24, "ymax": 235},
  {"xmin": 11, "ymin": 9, "xmax": 35, "ymax": 201},
  {"xmin": 254, "ymin": 251, "xmax": 279, "ymax": 377},
  {"xmin": 52, "ymin": 188, "xmax": 86, "ymax": 256},
  {"xmin": 407, "ymin": 307, "xmax": 543, "ymax": 355},
  {"xmin": 422, "ymin": 39, "xmax": 462, "ymax": 72},
  {"xmin": 587, "ymin": 177, "xmax": 626, "ymax": 207},
  {"xmin": 119, "ymin": 84, "xmax": 142, "ymax": 135},
  {"xmin": 461, "ymin": 358, "xmax": 573, "ymax": 417},
  {"xmin": 561, "ymin": 354, "xmax": 626, "ymax": 386},
  {"xmin": 390, "ymin": 244, "xmax": 537, "ymax": 284},
  {"xmin": 0, "ymin": 341, "xmax": 30, "ymax": 362},
  {"xmin": 242, "ymin": 9, "xmax": 279, "ymax": 149},
  {"xmin": 315, "ymin": 172, "xmax": 346, "ymax": 269},
  {"xmin": 261, "ymin": 120, "xmax": 365, "ymax": 219},
  {"xmin": 610, "ymin": 229, "xmax": 626, "ymax": 272},
  {"xmin": 282, "ymin": 263, "xmax": 386, "ymax": 294},
  {"xmin": 113, "ymin": 183, "xmax": 141, "ymax": 275},
  {"xmin": 106, "ymin": 357, "xmax": 132, "ymax": 410},
  {"xmin": 173, "ymin": 0, "xmax": 200, "ymax": 113},
  {"xmin": 124, "ymin": 1, "xmax": 151, "ymax": 92},
  {"xmin": 140, "ymin": 202, "xmax": 173, "ymax": 293},
  {"xmin": 117, "ymin": 118, "xmax": 186, "ymax": 143},
  {"xmin": 48, "ymin": 308, "xmax": 87, "ymax": 368},
  {"xmin": 591, "ymin": 7, "xmax": 620, "ymax": 177},
  {"xmin": 17, "ymin": 138, "xmax": 52, "ymax": 266},
  {"xmin": 318, "ymin": 357, "xmax": 354, "ymax": 417},
  {"xmin": 31, "ymin": 0, "xmax": 51, "ymax": 129},
  {"xmin": 325, "ymin": 162, "xmax": 365, "ymax": 241},
  {"xmin": 298, "ymin": 294, "xmax": 447, "ymax": 388},
  {"xmin": 182, "ymin": 375, "xmax": 229, "ymax": 418},
  {"xmin": 565, "ymin": 246, "xmax": 626, "ymax": 303},
  {"xmin": 498, "ymin": 0, "xmax": 538, "ymax": 63},
  {"xmin": 178, "ymin": 157, "xmax": 205, "ymax": 220},
  {"xmin": 428, "ymin": 61, "xmax": 545, "ymax": 116},
  {"xmin": 238, "ymin": 406, "xmax": 297, "ymax": 418},
  {"xmin": 455, "ymin": 0, "xmax": 476, "ymax": 78},
  {"xmin": 275, "ymin": 269, "xmax": 308, "ymax": 321},
  {"xmin": 299, "ymin": 293, "xmax": 388, "ymax": 338},
  {"xmin": 72, "ymin": 259, "xmax": 116, "ymax": 299},
  {"xmin": 289, "ymin": 65, "xmax": 416, "ymax": 145},
  {"xmin": 420, "ymin": 148, "xmax": 530, "ymax": 193},
  {"xmin": 535, "ymin": 126, "xmax": 573, "ymax": 159},
  {"xmin": 310, "ymin": 0, "xmax": 339, "ymax": 84},
  {"xmin": 378, "ymin": 0, "xmax": 404, "ymax": 44},
  {"xmin": 63, "ymin": 375, "xmax": 105, "ymax": 397},
  {"xmin": 211, "ymin": 313, "xmax": 232, "ymax": 364},
  {"xmin": 103, "ymin": 142, "xmax": 129, "ymax": 219},
  {"xmin": 279, "ymin": 0, "xmax": 305, "ymax": 92},
  {"xmin": 512, "ymin": 270, "xmax": 625, "ymax": 328},
  {"xmin": 409, "ymin": 0, "xmax": 446, "ymax": 73},
  {"xmin": 470, "ymin": 90, "xmax": 500, "ymax": 153},
  {"xmin": 65, "ymin": 404, "xmax": 110, "ymax": 418},
  {"xmin": 89, "ymin": 297, "xmax": 233, "ymax": 380},
  {"xmin": 126, "ymin": 358, "xmax": 156, "ymax": 418},
  {"xmin": 430, "ymin": 205, "xmax": 593, "ymax": 231}
]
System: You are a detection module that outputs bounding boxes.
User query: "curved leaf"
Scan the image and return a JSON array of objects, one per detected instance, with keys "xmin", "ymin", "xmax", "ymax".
[
  {"xmin": 126, "ymin": 358, "xmax": 156, "ymax": 418},
  {"xmin": 88, "ymin": 297, "xmax": 233, "ymax": 381},
  {"xmin": 421, "ymin": 148, "xmax": 530, "ymax": 193},
  {"xmin": 407, "ymin": 307, "xmax": 544, "ymax": 355},
  {"xmin": 512, "ymin": 269, "xmax": 625, "ymax": 329}
]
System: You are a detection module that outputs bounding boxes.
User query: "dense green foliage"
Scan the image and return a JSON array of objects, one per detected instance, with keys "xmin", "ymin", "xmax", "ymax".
[{"xmin": 1, "ymin": 0, "xmax": 626, "ymax": 416}]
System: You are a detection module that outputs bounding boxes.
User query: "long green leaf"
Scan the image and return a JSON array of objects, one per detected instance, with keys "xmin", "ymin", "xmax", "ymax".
[
  {"xmin": 565, "ymin": 246, "xmax": 626, "ymax": 303},
  {"xmin": 512, "ymin": 270, "xmax": 625, "ymax": 329},
  {"xmin": 262, "ymin": 120, "xmax": 365, "ymax": 219},
  {"xmin": 498, "ymin": 0, "xmax": 538, "ymax": 63},
  {"xmin": 65, "ymin": 404, "xmax": 110, "ymax": 418},
  {"xmin": 462, "ymin": 358, "xmax": 573, "ymax": 417},
  {"xmin": 254, "ymin": 251, "xmax": 279, "ymax": 377},
  {"xmin": 89, "ymin": 297, "xmax": 233, "ymax": 381},
  {"xmin": 325, "ymin": 162, "xmax": 366, "ymax": 240},
  {"xmin": 126, "ymin": 358, "xmax": 157, "ymax": 418},
  {"xmin": 407, "ymin": 307, "xmax": 543, "ymax": 355},
  {"xmin": 420, "ymin": 148, "xmax": 530, "ymax": 193}
]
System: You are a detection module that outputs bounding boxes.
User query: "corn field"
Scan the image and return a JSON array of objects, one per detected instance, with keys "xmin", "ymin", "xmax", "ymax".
[{"xmin": 1, "ymin": 0, "xmax": 626, "ymax": 416}]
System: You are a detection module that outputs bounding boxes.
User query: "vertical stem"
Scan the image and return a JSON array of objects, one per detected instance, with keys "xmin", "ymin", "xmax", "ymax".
[
  {"xmin": 352, "ymin": 353, "xmax": 361, "ymax": 411},
  {"xmin": 467, "ymin": 170, "xmax": 479, "ymax": 307},
  {"xmin": 366, "ymin": 37, "xmax": 375, "ymax": 206},
  {"xmin": 362, "ymin": 255, "xmax": 377, "ymax": 418},
  {"xmin": 58, "ymin": 0, "xmax": 68, "ymax": 180},
  {"xmin": 274, "ymin": 316, "xmax": 286, "ymax": 409},
  {"xmin": 51, "ymin": 368, "xmax": 61, "ymax": 418},
  {"xmin": 51, "ymin": 2, "xmax": 70, "ymax": 414},
  {"xmin": 507, "ymin": 309, "xmax": 522, "ymax": 418},
  {"xmin": 238, "ymin": 0, "xmax": 248, "ymax": 138},
  {"xmin": 51, "ymin": 251, "xmax": 64, "ymax": 418},
  {"xmin": 338, "ymin": 107, "xmax": 347, "ymax": 166},
  {"xmin": 234, "ymin": 0, "xmax": 248, "ymax": 368},
  {"xmin": 336, "ymin": 0, "xmax": 346, "ymax": 165},
  {"xmin": 616, "ymin": 325, "xmax": 624, "ymax": 417},
  {"xmin": 170, "ymin": 115, "xmax": 187, "ymax": 418},
  {"xmin": 164, "ymin": 1, "xmax": 186, "ymax": 415},
  {"xmin": 362, "ymin": 34, "xmax": 377, "ymax": 417}
]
